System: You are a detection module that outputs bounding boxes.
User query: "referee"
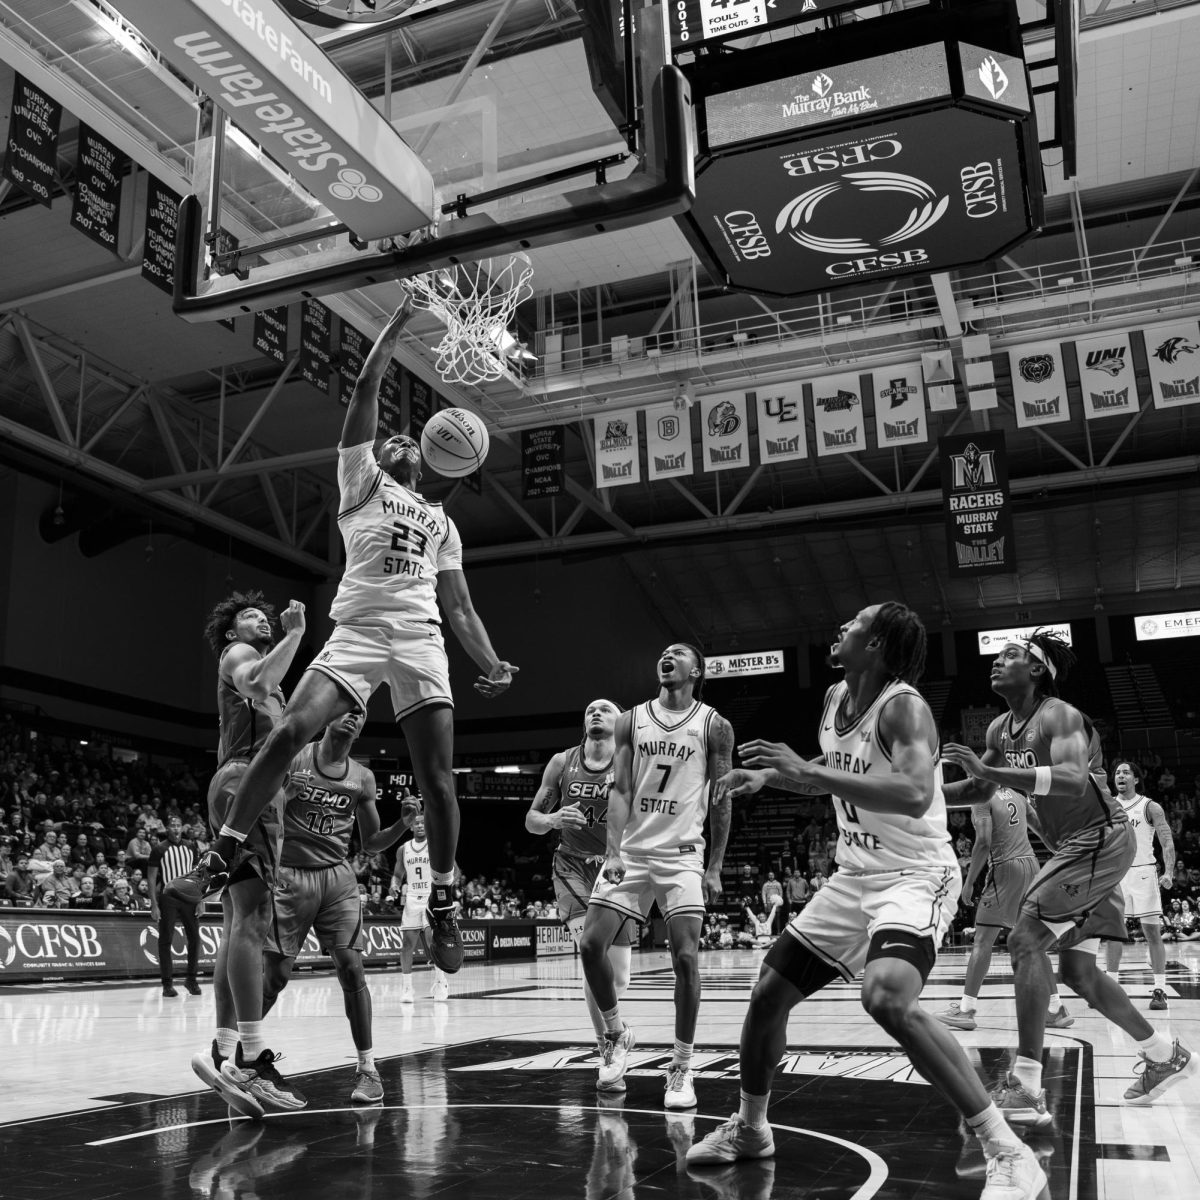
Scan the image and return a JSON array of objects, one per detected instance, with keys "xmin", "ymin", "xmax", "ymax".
[{"xmin": 147, "ymin": 818, "xmax": 202, "ymax": 997}]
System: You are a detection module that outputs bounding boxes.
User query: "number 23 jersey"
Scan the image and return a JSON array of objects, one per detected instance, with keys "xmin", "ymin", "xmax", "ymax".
[
  {"xmin": 331, "ymin": 441, "xmax": 463, "ymax": 625},
  {"xmin": 282, "ymin": 743, "xmax": 374, "ymax": 868},
  {"xmin": 819, "ymin": 679, "xmax": 957, "ymax": 873}
]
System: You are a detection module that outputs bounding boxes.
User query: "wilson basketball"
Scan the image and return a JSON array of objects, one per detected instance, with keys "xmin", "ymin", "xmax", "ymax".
[{"xmin": 420, "ymin": 408, "xmax": 490, "ymax": 478}]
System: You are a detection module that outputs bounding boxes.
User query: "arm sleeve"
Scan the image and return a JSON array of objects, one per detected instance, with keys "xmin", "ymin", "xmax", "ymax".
[{"xmin": 337, "ymin": 442, "xmax": 383, "ymax": 513}]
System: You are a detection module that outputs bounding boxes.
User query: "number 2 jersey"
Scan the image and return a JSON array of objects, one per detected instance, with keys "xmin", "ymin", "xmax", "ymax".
[
  {"xmin": 622, "ymin": 698, "xmax": 718, "ymax": 860},
  {"xmin": 819, "ymin": 679, "xmax": 958, "ymax": 873},
  {"xmin": 330, "ymin": 441, "xmax": 463, "ymax": 625},
  {"xmin": 554, "ymin": 742, "xmax": 614, "ymax": 862},
  {"xmin": 281, "ymin": 743, "xmax": 374, "ymax": 868}
]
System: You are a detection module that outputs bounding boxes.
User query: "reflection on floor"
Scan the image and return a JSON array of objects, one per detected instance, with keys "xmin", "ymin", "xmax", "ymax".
[{"xmin": 2, "ymin": 945, "xmax": 1198, "ymax": 1199}]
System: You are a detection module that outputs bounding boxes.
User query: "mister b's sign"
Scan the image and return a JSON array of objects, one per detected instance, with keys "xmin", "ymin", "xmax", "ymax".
[{"xmin": 687, "ymin": 108, "xmax": 1032, "ymax": 296}]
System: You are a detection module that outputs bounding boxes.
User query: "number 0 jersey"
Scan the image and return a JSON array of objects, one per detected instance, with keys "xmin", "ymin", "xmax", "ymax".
[
  {"xmin": 331, "ymin": 442, "xmax": 463, "ymax": 625},
  {"xmin": 622, "ymin": 698, "xmax": 718, "ymax": 861},
  {"xmin": 819, "ymin": 679, "xmax": 958, "ymax": 873},
  {"xmin": 554, "ymin": 743, "xmax": 614, "ymax": 860},
  {"xmin": 281, "ymin": 743, "xmax": 374, "ymax": 868}
]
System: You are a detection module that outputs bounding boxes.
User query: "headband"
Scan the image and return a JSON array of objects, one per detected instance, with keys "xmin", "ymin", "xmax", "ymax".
[{"xmin": 1024, "ymin": 641, "xmax": 1058, "ymax": 680}]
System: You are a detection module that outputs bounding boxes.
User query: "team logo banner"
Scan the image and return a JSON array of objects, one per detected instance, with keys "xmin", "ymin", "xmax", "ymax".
[
  {"xmin": 646, "ymin": 404, "xmax": 693, "ymax": 480},
  {"xmin": 871, "ymin": 365, "xmax": 927, "ymax": 447},
  {"xmin": 1008, "ymin": 341, "xmax": 1069, "ymax": 428},
  {"xmin": 940, "ymin": 429, "xmax": 1015, "ymax": 577},
  {"xmin": 811, "ymin": 372, "xmax": 867, "ymax": 456},
  {"xmin": 593, "ymin": 409, "xmax": 641, "ymax": 488},
  {"xmin": 754, "ymin": 385, "xmax": 807, "ymax": 463},
  {"xmin": 1073, "ymin": 329, "xmax": 1138, "ymax": 419},
  {"xmin": 1142, "ymin": 319, "xmax": 1200, "ymax": 409},
  {"xmin": 700, "ymin": 392, "xmax": 751, "ymax": 472}
]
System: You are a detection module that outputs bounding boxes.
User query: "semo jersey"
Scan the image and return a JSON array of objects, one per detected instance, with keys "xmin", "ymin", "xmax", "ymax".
[
  {"xmin": 281, "ymin": 743, "xmax": 374, "ymax": 868},
  {"xmin": 216, "ymin": 644, "xmax": 285, "ymax": 764},
  {"xmin": 554, "ymin": 743, "xmax": 614, "ymax": 860},
  {"xmin": 330, "ymin": 442, "xmax": 463, "ymax": 625},
  {"xmin": 979, "ymin": 787, "xmax": 1037, "ymax": 866},
  {"xmin": 622, "ymin": 699, "xmax": 717, "ymax": 860},
  {"xmin": 819, "ymin": 679, "xmax": 958, "ymax": 873}
]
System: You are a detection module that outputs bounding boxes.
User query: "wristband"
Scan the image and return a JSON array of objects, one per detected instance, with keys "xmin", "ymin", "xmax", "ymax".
[{"xmin": 1032, "ymin": 766, "xmax": 1052, "ymax": 796}]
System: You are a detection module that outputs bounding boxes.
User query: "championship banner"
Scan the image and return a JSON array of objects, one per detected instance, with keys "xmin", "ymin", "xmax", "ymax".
[
  {"xmin": 336, "ymin": 322, "xmax": 367, "ymax": 407},
  {"xmin": 811, "ymin": 372, "xmax": 867, "ymax": 457},
  {"xmin": 593, "ymin": 409, "xmax": 641, "ymax": 488},
  {"xmin": 252, "ymin": 305, "xmax": 288, "ymax": 362},
  {"xmin": 1141, "ymin": 319, "xmax": 1200, "ymax": 409},
  {"xmin": 70, "ymin": 125, "xmax": 125, "ymax": 254},
  {"xmin": 406, "ymin": 375, "xmax": 434, "ymax": 437},
  {"xmin": 522, "ymin": 427, "xmax": 564, "ymax": 498},
  {"xmin": 1073, "ymin": 329, "xmax": 1138, "ymax": 419},
  {"xmin": 645, "ymin": 403, "xmax": 693, "ymax": 480},
  {"xmin": 3, "ymin": 76, "xmax": 61, "ymax": 207},
  {"xmin": 1008, "ymin": 341, "xmax": 1070, "ymax": 428},
  {"xmin": 871, "ymin": 364, "xmax": 928, "ymax": 448},
  {"xmin": 141, "ymin": 175, "xmax": 183, "ymax": 294},
  {"xmin": 939, "ymin": 429, "xmax": 1015, "ymax": 577},
  {"xmin": 379, "ymin": 362, "xmax": 402, "ymax": 436},
  {"xmin": 753, "ymin": 385, "xmax": 807, "ymax": 464},
  {"xmin": 299, "ymin": 298, "xmax": 332, "ymax": 392},
  {"xmin": 700, "ymin": 392, "xmax": 751, "ymax": 472}
]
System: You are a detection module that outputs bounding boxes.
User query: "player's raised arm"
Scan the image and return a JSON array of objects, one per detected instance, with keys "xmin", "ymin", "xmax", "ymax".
[
  {"xmin": 360, "ymin": 774, "xmax": 415, "ymax": 854},
  {"xmin": 340, "ymin": 298, "xmax": 413, "ymax": 449},
  {"xmin": 526, "ymin": 753, "xmax": 577, "ymax": 835},
  {"xmin": 224, "ymin": 601, "xmax": 306, "ymax": 701}
]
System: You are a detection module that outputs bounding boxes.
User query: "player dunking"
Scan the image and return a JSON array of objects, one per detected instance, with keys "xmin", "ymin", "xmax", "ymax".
[
  {"xmin": 390, "ymin": 808, "xmax": 450, "ymax": 1003},
  {"xmin": 260, "ymin": 712, "xmax": 414, "ymax": 1103},
  {"xmin": 190, "ymin": 591, "xmax": 307, "ymax": 1118},
  {"xmin": 942, "ymin": 630, "xmax": 1194, "ymax": 1123},
  {"xmin": 526, "ymin": 699, "xmax": 638, "ymax": 1055},
  {"xmin": 580, "ymin": 645, "xmax": 733, "ymax": 1110},
  {"xmin": 687, "ymin": 603, "xmax": 1045, "ymax": 1200},
  {"xmin": 1103, "ymin": 761, "xmax": 1175, "ymax": 1009},
  {"xmin": 170, "ymin": 298, "xmax": 517, "ymax": 975}
]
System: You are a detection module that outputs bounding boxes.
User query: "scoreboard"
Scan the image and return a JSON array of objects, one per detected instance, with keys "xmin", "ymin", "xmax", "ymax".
[{"xmin": 669, "ymin": 0, "xmax": 861, "ymax": 48}]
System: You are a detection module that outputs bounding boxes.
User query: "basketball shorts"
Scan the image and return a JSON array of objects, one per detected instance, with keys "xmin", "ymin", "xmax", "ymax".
[
  {"xmin": 975, "ymin": 856, "xmax": 1038, "ymax": 930},
  {"xmin": 1021, "ymin": 822, "xmax": 1134, "ymax": 945},
  {"xmin": 554, "ymin": 853, "xmax": 638, "ymax": 945},
  {"xmin": 268, "ymin": 859, "xmax": 364, "ymax": 957},
  {"xmin": 207, "ymin": 760, "xmax": 283, "ymax": 885},
  {"xmin": 782, "ymin": 866, "xmax": 960, "ymax": 982},
  {"xmin": 308, "ymin": 617, "xmax": 451, "ymax": 721},
  {"xmin": 1119, "ymin": 864, "xmax": 1162, "ymax": 921},
  {"xmin": 401, "ymin": 897, "xmax": 430, "ymax": 932},
  {"xmin": 589, "ymin": 853, "xmax": 705, "ymax": 924}
]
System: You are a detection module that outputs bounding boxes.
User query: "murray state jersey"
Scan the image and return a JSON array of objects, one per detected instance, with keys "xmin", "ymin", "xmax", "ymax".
[
  {"xmin": 622, "ymin": 699, "xmax": 718, "ymax": 860},
  {"xmin": 981, "ymin": 787, "xmax": 1037, "ymax": 865},
  {"xmin": 555, "ymin": 743, "xmax": 614, "ymax": 860},
  {"xmin": 330, "ymin": 442, "xmax": 463, "ymax": 625},
  {"xmin": 216, "ymin": 644, "xmax": 285, "ymax": 764},
  {"xmin": 819, "ymin": 679, "xmax": 958, "ymax": 873},
  {"xmin": 992, "ymin": 697, "xmax": 1125, "ymax": 851},
  {"xmin": 399, "ymin": 838, "xmax": 432, "ymax": 910},
  {"xmin": 282, "ymin": 743, "xmax": 373, "ymax": 868},
  {"xmin": 1119, "ymin": 794, "xmax": 1158, "ymax": 866}
]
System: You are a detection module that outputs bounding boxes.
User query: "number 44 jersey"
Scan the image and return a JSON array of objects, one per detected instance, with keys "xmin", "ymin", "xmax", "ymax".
[{"xmin": 282, "ymin": 743, "xmax": 374, "ymax": 868}]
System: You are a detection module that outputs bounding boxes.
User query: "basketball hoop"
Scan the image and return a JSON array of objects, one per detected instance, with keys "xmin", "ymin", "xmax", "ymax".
[{"xmin": 404, "ymin": 254, "xmax": 534, "ymax": 386}]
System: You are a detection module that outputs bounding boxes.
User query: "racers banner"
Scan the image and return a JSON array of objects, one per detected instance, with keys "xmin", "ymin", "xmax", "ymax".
[{"xmin": 939, "ymin": 429, "xmax": 1015, "ymax": 577}]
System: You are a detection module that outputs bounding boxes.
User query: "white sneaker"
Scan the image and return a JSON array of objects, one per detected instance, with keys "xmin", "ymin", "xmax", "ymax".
[
  {"xmin": 980, "ymin": 1139, "xmax": 1047, "ymax": 1200},
  {"xmin": 597, "ymin": 1025, "xmax": 635, "ymax": 1090},
  {"xmin": 686, "ymin": 1113, "xmax": 775, "ymax": 1165},
  {"xmin": 399, "ymin": 981, "xmax": 415, "ymax": 1005},
  {"xmin": 664, "ymin": 1064, "xmax": 697, "ymax": 1109},
  {"xmin": 430, "ymin": 976, "xmax": 449, "ymax": 1002}
]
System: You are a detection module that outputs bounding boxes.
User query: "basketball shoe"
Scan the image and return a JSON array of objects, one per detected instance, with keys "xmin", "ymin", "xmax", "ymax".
[
  {"xmin": 399, "ymin": 978, "xmax": 415, "ymax": 1004},
  {"xmin": 664, "ymin": 1064, "xmax": 697, "ymax": 1109},
  {"xmin": 164, "ymin": 850, "xmax": 229, "ymax": 904},
  {"xmin": 1046, "ymin": 1004, "xmax": 1074, "ymax": 1028},
  {"xmin": 191, "ymin": 1039, "xmax": 264, "ymax": 1121},
  {"xmin": 980, "ymin": 1139, "xmax": 1047, "ymax": 1200},
  {"xmin": 597, "ymin": 1025, "xmax": 635, "ymax": 1091},
  {"xmin": 1149, "ymin": 988, "xmax": 1169, "ymax": 1011},
  {"xmin": 430, "ymin": 971, "xmax": 450, "ymax": 1002},
  {"xmin": 988, "ymin": 1075, "xmax": 1052, "ymax": 1127},
  {"xmin": 1123, "ymin": 1038, "xmax": 1196, "ymax": 1104},
  {"xmin": 426, "ymin": 885, "xmax": 463, "ymax": 973},
  {"xmin": 686, "ymin": 1114, "xmax": 775, "ymax": 1165},
  {"xmin": 937, "ymin": 1002, "xmax": 977, "ymax": 1030},
  {"xmin": 223, "ymin": 1047, "xmax": 307, "ymax": 1111},
  {"xmin": 350, "ymin": 1067, "xmax": 384, "ymax": 1104}
]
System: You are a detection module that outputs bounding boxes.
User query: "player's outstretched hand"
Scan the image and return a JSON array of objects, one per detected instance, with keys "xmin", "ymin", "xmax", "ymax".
[
  {"xmin": 280, "ymin": 599, "xmax": 306, "ymax": 636},
  {"xmin": 702, "ymin": 866, "xmax": 724, "ymax": 905},
  {"xmin": 556, "ymin": 801, "xmax": 587, "ymax": 830},
  {"xmin": 738, "ymin": 739, "xmax": 807, "ymax": 778},
  {"xmin": 942, "ymin": 742, "xmax": 987, "ymax": 779},
  {"xmin": 400, "ymin": 797, "xmax": 421, "ymax": 826},
  {"xmin": 602, "ymin": 853, "xmax": 626, "ymax": 885},
  {"xmin": 475, "ymin": 661, "xmax": 519, "ymax": 698},
  {"xmin": 716, "ymin": 768, "xmax": 769, "ymax": 799}
]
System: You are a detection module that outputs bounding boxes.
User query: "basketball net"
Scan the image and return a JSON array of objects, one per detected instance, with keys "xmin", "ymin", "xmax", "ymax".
[{"xmin": 404, "ymin": 254, "xmax": 534, "ymax": 386}]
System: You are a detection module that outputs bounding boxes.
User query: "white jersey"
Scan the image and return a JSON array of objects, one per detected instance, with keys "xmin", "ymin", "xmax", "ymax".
[
  {"xmin": 331, "ymin": 442, "xmax": 463, "ymax": 625},
  {"xmin": 818, "ymin": 679, "xmax": 957, "ymax": 874},
  {"xmin": 1119, "ymin": 794, "xmax": 1157, "ymax": 867},
  {"xmin": 622, "ymin": 698, "xmax": 717, "ymax": 860},
  {"xmin": 399, "ymin": 838, "xmax": 432, "ymax": 911}
]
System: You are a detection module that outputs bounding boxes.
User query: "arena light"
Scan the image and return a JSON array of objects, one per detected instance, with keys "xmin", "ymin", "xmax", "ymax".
[
  {"xmin": 1134, "ymin": 610, "xmax": 1200, "ymax": 641},
  {"xmin": 976, "ymin": 623, "xmax": 1072, "ymax": 654},
  {"xmin": 493, "ymin": 764, "xmax": 523, "ymax": 774}
]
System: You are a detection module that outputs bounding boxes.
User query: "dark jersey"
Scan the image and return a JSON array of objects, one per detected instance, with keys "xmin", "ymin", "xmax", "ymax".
[
  {"xmin": 282, "ymin": 743, "xmax": 374, "ymax": 868},
  {"xmin": 216, "ymin": 644, "xmax": 285, "ymax": 764},
  {"xmin": 993, "ymin": 697, "xmax": 1125, "ymax": 852},
  {"xmin": 554, "ymin": 742, "xmax": 614, "ymax": 860}
]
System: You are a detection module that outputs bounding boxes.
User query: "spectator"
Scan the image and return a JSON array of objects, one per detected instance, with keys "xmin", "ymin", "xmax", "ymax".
[
  {"xmin": 784, "ymin": 869, "xmax": 809, "ymax": 923},
  {"xmin": 32, "ymin": 829, "xmax": 64, "ymax": 868},
  {"xmin": 760, "ymin": 871, "xmax": 783, "ymax": 932},
  {"xmin": 132, "ymin": 879, "xmax": 152, "ymax": 911},
  {"xmin": 68, "ymin": 877, "xmax": 105, "ymax": 910},
  {"xmin": 125, "ymin": 827, "xmax": 152, "ymax": 870},
  {"xmin": 742, "ymin": 907, "xmax": 774, "ymax": 947},
  {"xmin": 4, "ymin": 852, "xmax": 36, "ymax": 906},
  {"xmin": 810, "ymin": 870, "xmax": 828, "ymax": 894},
  {"xmin": 107, "ymin": 878, "xmax": 136, "ymax": 913},
  {"xmin": 44, "ymin": 860, "xmax": 76, "ymax": 906},
  {"xmin": 1158, "ymin": 765, "xmax": 1176, "ymax": 799},
  {"xmin": 68, "ymin": 833, "xmax": 94, "ymax": 869}
]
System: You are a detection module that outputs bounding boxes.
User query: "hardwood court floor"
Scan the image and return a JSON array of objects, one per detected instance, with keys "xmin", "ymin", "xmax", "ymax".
[{"xmin": 2, "ymin": 944, "xmax": 1198, "ymax": 1200}]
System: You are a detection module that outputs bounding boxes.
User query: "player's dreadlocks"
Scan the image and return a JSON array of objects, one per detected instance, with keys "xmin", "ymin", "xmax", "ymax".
[
  {"xmin": 203, "ymin": 590, "xmax": 276, "ymax": 659},
  {"xmin": 1024, "ymin": 627, "xmax": 1076, "ymax": 696},
  {"xmin": 678, "ymin": 643, "xmax": 707, "ymax": 701},
  {"xmin": 869, "ymin": 602, "xmax": 927, "ymax": 684}
]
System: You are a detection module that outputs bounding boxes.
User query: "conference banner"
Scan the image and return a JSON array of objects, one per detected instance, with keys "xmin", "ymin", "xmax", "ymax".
[
  {"xmin": 1141, "ymin": 319, "xmax": 1200, "ymax": 409},
  {"xmin": 700, "ymin": 391, "xmax": 751, "ymax": 473},
  {"xmin": 522, "ymin": 426, "xmax": 564, "ymax": 498},
  {"xmin": 252, "ymin": 305, "xmax": 288, "ymax": 363},
  {"xmin": 753, "ymin": 385, "xmax": 807, "ymax": 464},
  {"xmin": 70, "ymin": 125, "xmax": 125, "ymax": 254},
  {"xmin": 811, "ymin": 372, "xmax": 867, "ymax": 457},
  {"xmin": 1073, "ymin": 329, "xmax": 1138, "ymax": 419},
  {"xmin": 645, "ymin": 404, "xmax": 693, "ymax": 481},
  {"xmin": 299, "ymin": 298, "xmax": 332, "ymax": 393},
  {"xmin": 1008, "ymin": 340, "xmax": 1070, "ymax": 428},
  {"xmin": 3, "ymin": 75, "xmax": 60, "ymax": 207},
  {"xmin": 142, "ymin": 175, "xmax": 183, "ymax": 294},
  {"xmin": 939, "ymin": 429, "xmax": 1015, "ymax": 577},
  {"xmin": 871, "ymin": 364, "xmax": 928, "ymax": 448},
  {"xmin": 593, "ymin": 409, "xmax": 641, "ymax": 488}
]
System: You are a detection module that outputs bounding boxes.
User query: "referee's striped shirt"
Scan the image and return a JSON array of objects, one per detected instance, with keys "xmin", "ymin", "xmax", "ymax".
[{"xmin": 150, "ymin": 840, "xmax": 197, "ymax": 888}]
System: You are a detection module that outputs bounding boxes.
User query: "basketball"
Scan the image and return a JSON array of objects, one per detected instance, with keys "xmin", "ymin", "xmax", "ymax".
[{"xmin": 419, "ymin": 408, "xmax": 490, "ymax": 478}]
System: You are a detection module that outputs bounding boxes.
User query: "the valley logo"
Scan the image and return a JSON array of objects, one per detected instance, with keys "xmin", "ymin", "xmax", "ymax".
[
  {"xmin": 1018, "ymin": 354, "xmax": 1056, "ymax": 383},
  {"xmin": 1154, "ymin": 335, "xmax": 1199, "ymax": 364},
  {"xmin": 978, "ymin": 56, "xmax": 1009, "ymax": 101}
]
